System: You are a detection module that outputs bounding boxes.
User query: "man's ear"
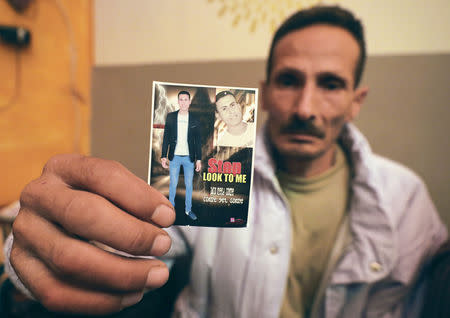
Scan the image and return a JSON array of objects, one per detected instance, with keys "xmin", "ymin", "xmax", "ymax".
[
  {"xmin": 349, "ymin": 85, "xmax": 369, "ymax": 120},
  {"xmin": 259, "ymin": 80, "xmax": 269, "ymax": 111}
]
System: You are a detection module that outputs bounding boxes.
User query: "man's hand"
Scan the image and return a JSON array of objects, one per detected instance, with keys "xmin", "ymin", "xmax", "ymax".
[
  {"xmin": 10, "ymin": 154, "xmax": 176, "ymax": 315},
  {"xmin": 161, "ymin": 157, "xmax": 169, "ymax": 169},
  {"xmin": 195, "ymin": 160, "xmax": 202, "ymax": 172}
]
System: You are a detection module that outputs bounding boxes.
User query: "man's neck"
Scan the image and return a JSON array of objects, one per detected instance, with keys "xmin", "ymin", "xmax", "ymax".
[
  {"xmin": 227, "ymin": 121, "xmax": 247, "ymax": 135},
  {"xmin": 179, "ymin": 110, "xmax": 189, "ymax": 115},
  {"xmin": 276, "ymin": 144, "xmax": 338, "ymax": 178}
]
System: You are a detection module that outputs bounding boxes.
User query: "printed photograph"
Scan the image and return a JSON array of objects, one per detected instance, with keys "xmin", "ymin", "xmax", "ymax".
[{"xmin": 148, "ymin": 81, "xmax": 258, "ymax": 227}]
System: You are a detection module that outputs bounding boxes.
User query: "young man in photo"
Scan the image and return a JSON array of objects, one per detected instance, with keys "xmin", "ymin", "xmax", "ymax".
[{"xmin": 161, "ymin": 91, "xmax": 202, "ymax": 221}]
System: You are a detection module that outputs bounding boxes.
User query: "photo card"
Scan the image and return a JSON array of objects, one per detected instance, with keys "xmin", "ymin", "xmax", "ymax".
[{"xmin": 148, "ymin": 81, "xmax": 258, "ymax": 227}]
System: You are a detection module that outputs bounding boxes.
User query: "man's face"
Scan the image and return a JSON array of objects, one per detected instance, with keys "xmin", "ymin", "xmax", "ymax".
[
  {"xmin": 216, "ymin": 94, "xmax": 243, "ymax": 127},
  {"xmin": 262, "ymin": 24, "xmax": 368, "ymax": 161},
  {"xmin": 178, "ymin": 93, "xmax": 191, "ymax": 112}
]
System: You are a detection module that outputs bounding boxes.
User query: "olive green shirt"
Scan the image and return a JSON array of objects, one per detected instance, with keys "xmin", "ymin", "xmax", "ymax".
[{"xmin": 278, "ymin": 146, "xmax": 350, "ymax": 318}]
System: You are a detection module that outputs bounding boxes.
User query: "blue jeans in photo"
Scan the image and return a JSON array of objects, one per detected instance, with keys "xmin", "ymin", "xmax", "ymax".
[{"xmin": 169, "ymin": 155, "xmax": 194, "ymax": 212}]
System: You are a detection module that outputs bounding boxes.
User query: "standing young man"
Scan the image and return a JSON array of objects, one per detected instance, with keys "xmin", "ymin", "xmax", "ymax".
[
  {"xmin": 161, "ymin": 91, "xmax": 202, "ymax": 220},
  {"xmin": 4, "ymin": 5, "xmax": 447, "ymax": 318}
]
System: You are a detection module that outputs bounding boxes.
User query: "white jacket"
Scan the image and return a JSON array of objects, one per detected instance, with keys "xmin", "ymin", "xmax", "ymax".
[{"xmin": 166, "ymin": 123, "xmax": 448, "ymax": 318}]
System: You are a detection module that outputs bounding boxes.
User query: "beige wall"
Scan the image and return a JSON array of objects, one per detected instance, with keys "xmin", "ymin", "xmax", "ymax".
[{"xmin": 94, "ymin": 0, "xmax": 450, "ymax": 66}]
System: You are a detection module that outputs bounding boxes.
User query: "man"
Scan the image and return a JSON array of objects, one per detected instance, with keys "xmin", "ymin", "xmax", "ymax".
[
  {"xmin": 3, "ymin": 5, "xmax": 447, "ymax": 318},
  {"xmin": 215, "ymin": 90, "xmax": 255, "ymax": 148},
  {"xmin": 161, "ymin": 90, "xmax": 202, "ymax": 221}
]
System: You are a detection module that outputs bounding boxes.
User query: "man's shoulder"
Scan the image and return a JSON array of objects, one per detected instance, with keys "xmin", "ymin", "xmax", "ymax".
[
  {"xmin": 370, "ymin": 154, "xmax": 424, "ymax": 190},
  {"xmin": 372, "ymin": 154, "xmax": 421, "ymax": 181},
  {"xmin": 367, "ymin": 154, "xmax": 443, "ymax": 235},
  {"xmin": 366, "ymin": 153, "xmax": 430, "ymax": 219},
  {"xmin": 165, "ymin": 111, "xmax": 178, "ymax": 124}
]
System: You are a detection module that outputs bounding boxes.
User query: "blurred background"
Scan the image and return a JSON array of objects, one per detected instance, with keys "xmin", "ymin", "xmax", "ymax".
[{"xmin": 1, "ymin": 0, "xmax": 449, "ymax": 233}]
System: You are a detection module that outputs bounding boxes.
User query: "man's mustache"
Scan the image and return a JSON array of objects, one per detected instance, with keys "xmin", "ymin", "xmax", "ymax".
[{"xmin": 280, "ymin": 117, "xmax": 326, "ymax": 139}]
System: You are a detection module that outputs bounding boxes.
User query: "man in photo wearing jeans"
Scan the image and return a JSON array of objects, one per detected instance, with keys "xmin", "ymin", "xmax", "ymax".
[{"xmin": 161, "ymin": 90, "xmax": 202, "ymax": 221}]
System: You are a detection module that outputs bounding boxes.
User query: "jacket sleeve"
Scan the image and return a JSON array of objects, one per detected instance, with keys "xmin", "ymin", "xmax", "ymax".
[
  {"xmin": 194, "ymin": 116, "xmax": 202, "ymax": 161},
  {"xmin": 161, "ymin": 113, "xmax": 171, "ymax": 159}
]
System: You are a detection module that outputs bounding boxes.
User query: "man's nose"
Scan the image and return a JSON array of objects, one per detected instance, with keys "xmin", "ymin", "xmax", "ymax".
[{"xmin": 293, "ymin": 83, "xmax": 316, "ymax": 121}]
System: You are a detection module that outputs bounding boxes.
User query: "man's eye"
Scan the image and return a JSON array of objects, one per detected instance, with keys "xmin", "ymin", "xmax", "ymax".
[
  {"xmin": 275, "ymin": 73, "xmax": 299, "ymax": 88},
  {"xmin": 319, "ymin": 77, "xmax": 346, "ymax": 91},
  {"xmin": 324, "ymin": 81, "xmax": 341, "ymax": 90}
]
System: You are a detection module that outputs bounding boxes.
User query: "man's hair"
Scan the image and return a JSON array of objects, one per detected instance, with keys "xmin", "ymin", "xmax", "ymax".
[
  {"xmin": 215, "ymin": 91, "xmax": 237, "ymax": 112},
  {"xmin": 266, "ymin": 5, "xmax": 366, "ymax": 88},
  {"xmin": 178, "ymin": 90, "xmax": 190, "ymax": 99},
  {"xmin": 215, "ymin": 90, "xmax": 235, "ymax": 103}
]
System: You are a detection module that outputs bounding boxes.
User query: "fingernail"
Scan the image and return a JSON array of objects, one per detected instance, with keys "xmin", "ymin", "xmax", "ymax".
[
  {"xmin": 152, "ymin": 205, "xmax": 175, "ymax": 227},
  {"xmin": 121, "ymin": 292, "xmax": 143, "ymax": 309},
  {"xmin": 146, "ymin": 266, "xmax": 169, "ymax": 287},
  {"xmin": 150, "ymin": 234, "xmax": 171, "ymax": 255}
]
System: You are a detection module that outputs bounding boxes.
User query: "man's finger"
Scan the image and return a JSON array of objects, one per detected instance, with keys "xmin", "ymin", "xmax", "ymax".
[
  {"xmin": 20, "ymin": 180, "xmax": 172, "ymax": 256},
  {"xmin": 13, "ymin": 209, "xmax": 170, "ymax": 291},
  {"xmin": 41, "ymin": 154, "xmax": 175, "ymax": 227},
  {"xmin": 10, "ymin": 243, "xmax": 148, "ymax": 315}
]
